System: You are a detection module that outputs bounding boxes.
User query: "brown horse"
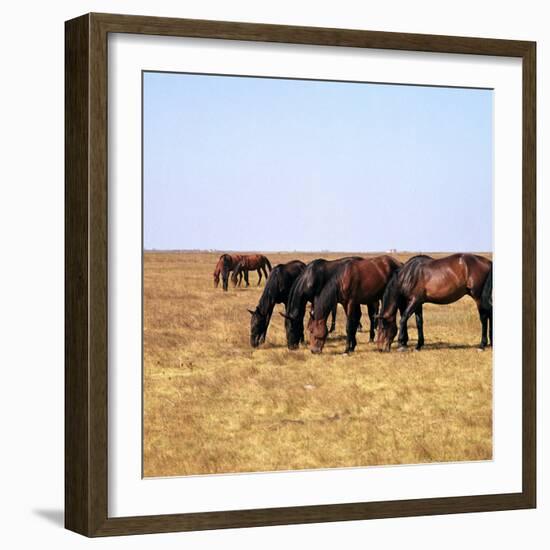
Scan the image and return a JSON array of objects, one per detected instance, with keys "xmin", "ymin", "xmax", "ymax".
[
  {"xmin": 231, "ymin": 255, "xmax": 272, "ymax": 287},
  {"xmin": 376, "ymin": 253, "xmax": 493, "ymax": 352},
  {"xmin": 213, "ymin": 254, "xmax": 244, "ymax": 291},
  {"xmin": 283, "ymin": 257, "xmax": 363, "ymax": 349},
  {"xmin": 307, "ymin": 255, "xmax": 402, "ymax": 354}
]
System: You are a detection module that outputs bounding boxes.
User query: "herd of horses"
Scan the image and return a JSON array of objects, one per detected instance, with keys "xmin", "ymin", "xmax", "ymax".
[
  {"xmin": 212, "ymin": 253, "xmax": 493, "ymax": 355},
  {"xmin": 213, "ymin": 254, "xmax": 272, "ymax": 291}
]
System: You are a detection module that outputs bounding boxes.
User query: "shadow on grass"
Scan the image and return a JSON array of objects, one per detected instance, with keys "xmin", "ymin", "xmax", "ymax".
[{"xmin": 400, "ymin": 342, "xmax": 486, "ymax": 351}]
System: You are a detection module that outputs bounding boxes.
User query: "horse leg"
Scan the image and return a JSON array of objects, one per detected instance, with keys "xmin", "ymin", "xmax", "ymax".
[
  {"xmin": 480, "ymin": 311, "xmax": 489, "ymax": 349},
  {"xmin": 474, "ymin": 297, "xmax": 490, "ymax": 349},
  {"xmin": 489, "ymin": 311, "xmax": 493, "ymax": 347},
  {"xmin": 398, "ymin": 299, "xmax": 419, "ymax": 350},
  {"xmin": 328, "ymin": 304, "xmax": 337, "ymax": 333},
  {"xmin": 415, "ymin": 305, "xmax": 424, "ymax": 350},
  {"xmin": 244, "ymin": 270, "xmax": 249, "ymax": 287},
  {"xmin": 356, "ymin": 305, "xmax": 363, "ymax": 332},
  {"xmin": 262, "ymin": 265, "xmax": 269, "ymax": 281},
  {"xmin": 397, "ymin": 301, "xmax": 409, "ymax": 347},
  {"xmin": 257, "ymin": 269, "xmax": 262, "ymax": 285},
  {"xmin": 367, "ymin": 302, "xmax": 377, "ymax": 342},
  {"xmin": 345, "ymin": 304, "xmax": 362, "ymax": 353},
  {"xmin": 472, "ymin": 294, "xmax": 491, "ymax": 350}
]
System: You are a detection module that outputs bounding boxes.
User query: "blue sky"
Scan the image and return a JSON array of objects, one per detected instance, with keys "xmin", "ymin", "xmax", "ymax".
[{"xmin": 143, "ymin": 72, "xmax": 493, "ymax": 252}]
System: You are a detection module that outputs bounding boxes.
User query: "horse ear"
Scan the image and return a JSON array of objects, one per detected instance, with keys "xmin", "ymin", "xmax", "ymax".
[{"xmin": 247, "ymin": 309, "xmax": 255, "ymax": 315}]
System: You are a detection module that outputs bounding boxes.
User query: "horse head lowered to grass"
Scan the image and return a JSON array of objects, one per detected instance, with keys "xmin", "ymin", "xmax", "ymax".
[
  {"xmin": 248, "ymin": 260, "xmax": 305, "ymax": 348},
  {"xmin": 306, "ymin": 255, "xmax": 402, "ymax": 354}
]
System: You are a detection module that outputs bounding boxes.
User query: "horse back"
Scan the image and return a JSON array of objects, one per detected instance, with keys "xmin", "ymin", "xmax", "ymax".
[
  {"xmin": 240, "ymin": 254, "xmax": 267, "ymax": 270},
  {"xmin": 344, "ymin": 256, "xmax": 399, "ymax": 301},
  {"xmin": 420, "ymin": 254, "xmax": 489, "ymax": 302}
]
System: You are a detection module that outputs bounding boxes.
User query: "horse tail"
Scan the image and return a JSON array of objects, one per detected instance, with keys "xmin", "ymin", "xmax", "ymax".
[
  {"xmin": 481, "ymin": 263, "xmax": 493, "ymax": 312},
  {"xmin": 264, "ymin": 256, "xmax": 272, "ymax": 272}
]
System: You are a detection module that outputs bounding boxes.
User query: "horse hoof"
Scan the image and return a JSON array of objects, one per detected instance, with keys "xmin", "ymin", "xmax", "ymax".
[
  {"xmin": 477, "ymin": 347, "xmax": 485, "ymax": 352},
  {"xmin": 397, "ymin": 346, "xmax": 408, "ymax": 352}
]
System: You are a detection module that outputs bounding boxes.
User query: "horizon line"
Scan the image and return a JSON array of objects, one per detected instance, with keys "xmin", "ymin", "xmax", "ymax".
[{"xmin": 143, "ymin": 248, "xmax": 493, "ymax": 254}]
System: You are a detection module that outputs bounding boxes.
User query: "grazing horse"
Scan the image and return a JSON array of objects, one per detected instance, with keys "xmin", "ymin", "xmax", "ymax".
[
  {"xmin": 283, "ymin": 257, "xmax": 364, "ymax": 350},
  {"xmin": 231, "ymin": 255, "xmax": 272, "ymax": 287},
  {"xmin": 213, "ymin": 253, "xmax": 244, "ymax": 291},
  {"xmin": 307, "ymin": 256, "xmax": 402, "ymax": 354},
  {"xmin": 376, "ymin": 253, "xmax": 493, "ymax": 352},
  {"xmin": 247, "ymin": 260, "xmax": 306, "ymax": 347}
]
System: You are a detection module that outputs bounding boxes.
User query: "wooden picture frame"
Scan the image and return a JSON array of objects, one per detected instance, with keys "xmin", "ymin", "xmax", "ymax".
[{"xmin": 65, "ymin": 12, "xmax": 536, "ymax": 537}]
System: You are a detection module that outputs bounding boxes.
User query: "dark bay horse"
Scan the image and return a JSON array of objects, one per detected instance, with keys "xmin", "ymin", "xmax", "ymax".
[
  {"xmin": 231, "ymin": 254, "xmax": 272, "ymax": 287},
  {"xmin": 247, "ymin": 260, "xmax": 306, "ymax": 347},
  {"xmin": 307, "ymin": 255, "xmax": 402, "ymax": 354},
  {"xmin": 213, "ymin": 254, "xmax": 244, "ymax": 291},
  {"xmin": 283, "ymin": 257, "xmax": 364, "ymax": 350},
  {"xmin": 376, "ymin": 253, "xmax": 493, "ymax": 352}
]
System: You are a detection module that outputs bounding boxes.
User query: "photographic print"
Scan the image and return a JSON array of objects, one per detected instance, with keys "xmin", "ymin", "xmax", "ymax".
[{"xmin": 142, "ymin": 71, "xmax": 493, "ymax": 478}]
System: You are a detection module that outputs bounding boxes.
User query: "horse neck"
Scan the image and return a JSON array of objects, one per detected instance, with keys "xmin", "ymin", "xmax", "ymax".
[
  {"xmin": 313, "ymin": 278, "xmax": 339, "ymax": 321},
  {"xmin": 214, "ymin": 259, "xmax": 223, "ymax": 277},
  {"xmin": 380, "ymin": 275, "xmax": 401, "ymax": 320},
  {"xmin": 257, "ymin": 277, "xmax": 277, "ymax": 316},
  {"xmin": 287, "ymin": 276, "xmax": 310, "ymax": 319}
]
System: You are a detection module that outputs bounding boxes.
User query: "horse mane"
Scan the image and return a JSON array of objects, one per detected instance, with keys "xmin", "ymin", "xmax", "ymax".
[
  {"xmin": 287, "ymin": 263, "xmax": 318, "ymax": 318},
  {"xmin": 312, "ymin": 270, "xmax": 341, "ymax": 320},
  {"xmin": 256, "ymin": 266, "xmax": 280, "ymax": 315},
  {"xmin": 380, "ymin": 268, "xmax": 402, "ymax": 317},
  {"xmin": 397, "ymin": 255, "xmax": 432, "ymax": 295}
]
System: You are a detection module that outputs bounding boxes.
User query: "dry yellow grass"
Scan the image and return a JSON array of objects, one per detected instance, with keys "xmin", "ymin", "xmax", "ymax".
[{"xmin": 143, "ymin": 251, "xmax": 492, "ymax": 477}]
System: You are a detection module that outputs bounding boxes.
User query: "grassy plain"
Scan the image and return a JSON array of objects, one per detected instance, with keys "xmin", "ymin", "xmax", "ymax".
[{"xmin": 143, "ymin": 251, "xmax": 492, "ymax": 477}]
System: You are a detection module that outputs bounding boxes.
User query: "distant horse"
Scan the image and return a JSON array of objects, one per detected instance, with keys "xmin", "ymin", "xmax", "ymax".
[
  {"xmin": 213, "ymin": 253, "xmax": 244, "ymax": 291},
  {"xmin": 282, "ymin": 257, "xmax": 366, "ymax": 350},
  {"xmin": 247, "ymin": 260, "xmax": 306, "ymax": 347},
  {"xmin": 307, "ymin": 255, "xmax": 402, "ymax": 354},
  {"xmin": 376, "ymin": 253, "xmax": 493, "ymax": 352},
  {"xmin": 231, "ymin": 255, "xmax": 272, "ymax": 287}
]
